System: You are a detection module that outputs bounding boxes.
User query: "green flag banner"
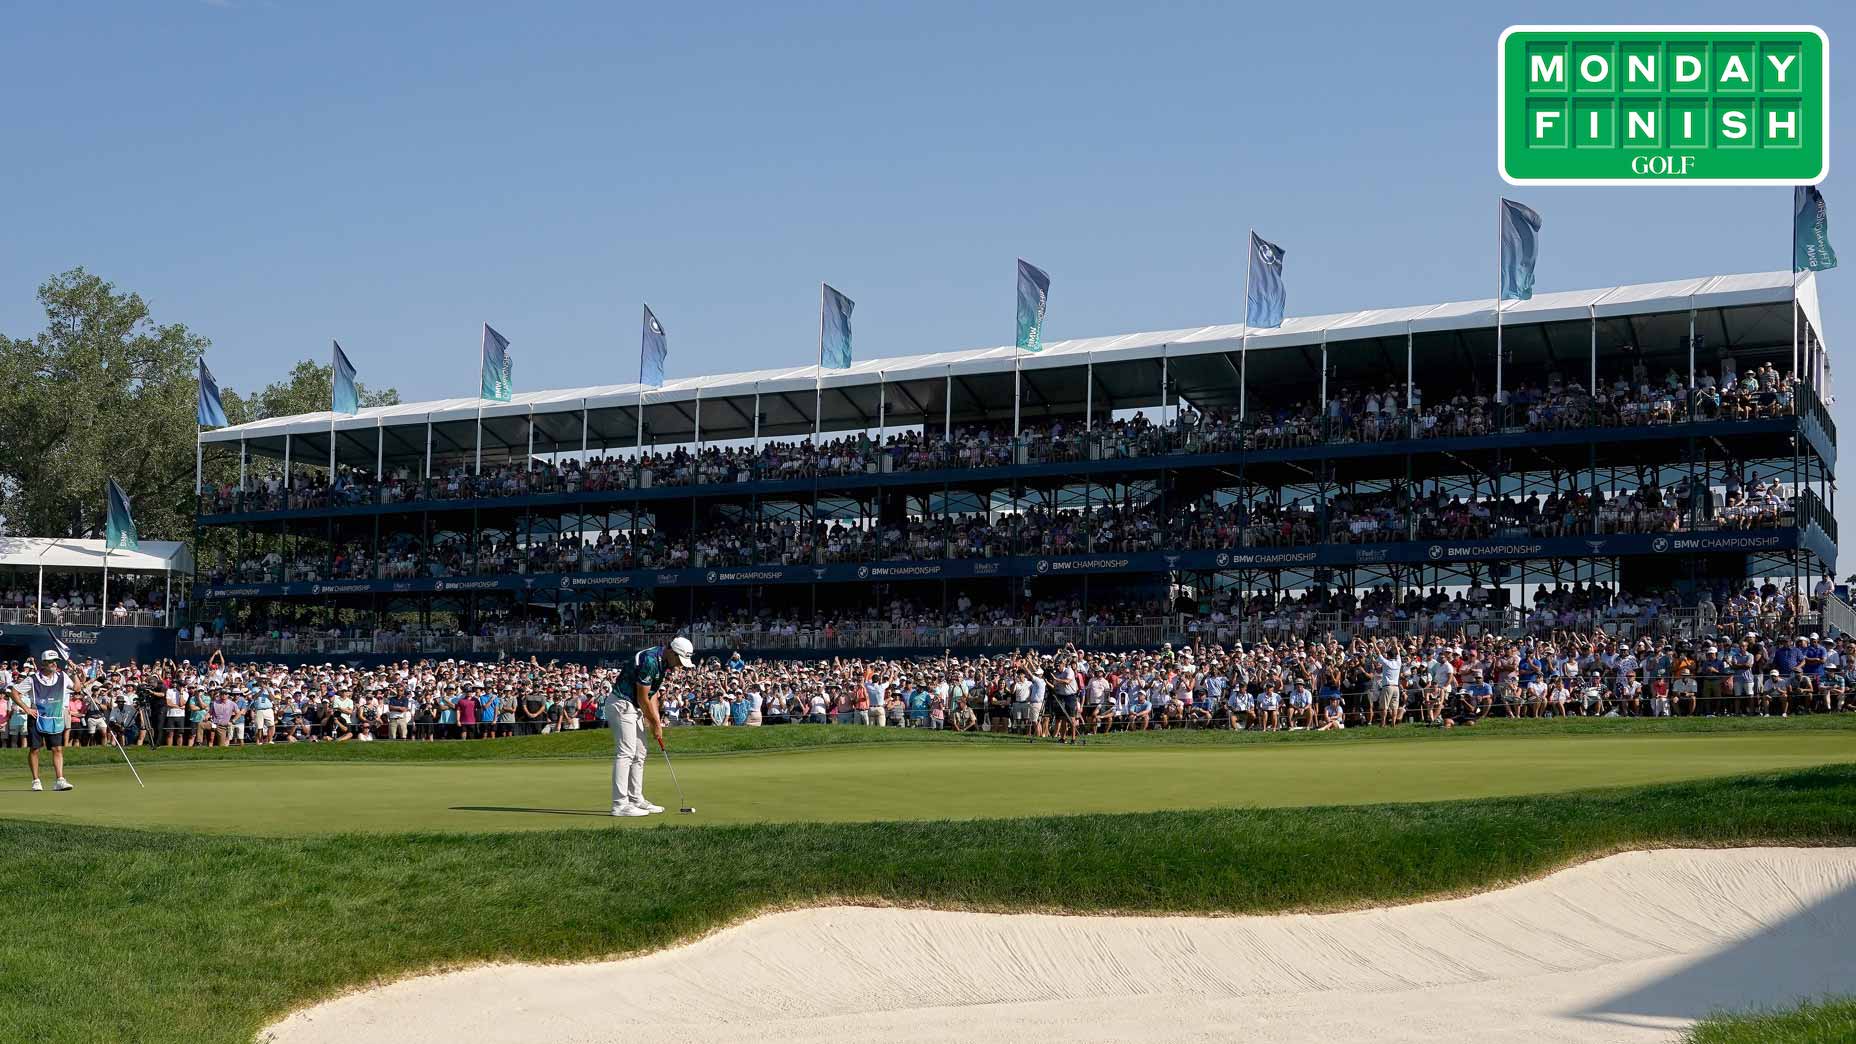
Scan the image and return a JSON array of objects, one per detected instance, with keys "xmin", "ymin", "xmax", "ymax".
[{"xmin": 105, "ymin": 477, "xmax": 139, "ymax": 552}]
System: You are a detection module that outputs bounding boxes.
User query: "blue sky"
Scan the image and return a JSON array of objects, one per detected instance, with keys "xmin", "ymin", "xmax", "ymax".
[{"xmin": 1, "ymin": 4, "xmax": 1847, "ymax": 421}]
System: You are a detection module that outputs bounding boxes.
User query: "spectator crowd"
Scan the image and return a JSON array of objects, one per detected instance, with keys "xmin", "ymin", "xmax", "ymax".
[
  {"xmin": 200, "ymin": 359, "xmax": 1802, "ymax": 518},
  {"xmin": 22, "ymin": 613, "xmax": 1852, "ymax": 753}
]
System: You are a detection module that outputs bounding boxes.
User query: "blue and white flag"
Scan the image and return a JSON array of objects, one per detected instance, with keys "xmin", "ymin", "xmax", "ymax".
[
  {"xmin": 196, "ymin": 359, "xmax": 228, "ymax": 427},
  {"xmin": 45, "ymin": 629, "xmax": 74, "ymax": 666},
  {"xmin": 1015, "ymin": 259, "xmax": 1051, "ymax": 353},
  {"xmin": 820, "ymin": 284, "xmax": 854, "ymax": 369},
  {"xmin": 1246, "ymin": 232, "xmax": 1287, "ymax": 329},
  {"xmin": 640, "ymin": 305, "xmax": 667, "ymax": 387},
  {"xmin": 480, "ymin": 323, "xmax": 513, "ymax": 402},
  {"xmin": 105, "ymin": 478, "xmax": 139, "ymax": 552},
  {"xmin": 331, "ymin": 340, "xmax": 359, "ymax": 415},
  {"xmin": 1794, "ymin": 186, "xmax": 1839, "ymax": 272},
  {"xmin": 1498, "ymin": 198, "xmax": 1543, "ymax": 302}
]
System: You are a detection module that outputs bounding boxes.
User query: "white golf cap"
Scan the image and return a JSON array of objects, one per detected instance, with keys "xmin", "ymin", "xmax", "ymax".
[
  {"xmin": 39, "ymin": 649, "xmax": 60, "ymax": 663},
  {"xmin": 669, "ymin": 636, "xmax": 695, "ymax": 667}
]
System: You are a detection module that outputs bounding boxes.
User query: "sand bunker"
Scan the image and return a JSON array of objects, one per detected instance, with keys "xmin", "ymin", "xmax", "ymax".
[{"xmin": 267, "ymin": 847, "xmax": 1856, "ymax": 1043}]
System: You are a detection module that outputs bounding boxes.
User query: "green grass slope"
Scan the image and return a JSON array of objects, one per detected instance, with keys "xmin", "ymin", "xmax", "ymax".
[
  {"xmin": 1683, "ymin": 997, "xmax": 1856, "ymax": 1043},
  {"xmin": 0, "ymin": 764, "xmax": 1853, "ymax": 1044}
]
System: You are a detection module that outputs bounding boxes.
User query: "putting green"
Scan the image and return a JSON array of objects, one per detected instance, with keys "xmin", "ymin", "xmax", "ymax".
[{"xmin": 3, "ymin": 728, "xmax": 1853, "ymax": 835}]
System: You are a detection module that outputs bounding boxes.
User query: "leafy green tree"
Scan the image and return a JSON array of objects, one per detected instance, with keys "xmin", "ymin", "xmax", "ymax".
[
  {"xmin": 224, "ymin": 358, "xmax": 399, "ymax": 425},
  {"xmin": 0, "ymin": 268, "xmax": 399, "ymax": 542},
  {"xmin": 0, "ymin": 269, "xmax": 206, "ymax": 542}
]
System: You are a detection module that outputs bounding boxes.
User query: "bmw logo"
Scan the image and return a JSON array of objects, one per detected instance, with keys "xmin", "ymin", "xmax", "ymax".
[
  {"xmin": 1036, "ymin": 560, "xmax": 1050, "ymax": 574},
  {"xmin": 1651, "ymin": 537, "xmax": 1669, "ymax": 553},
  {"xmin": 705, "ymin": 571, "xmax": 718, "ymax": 584},
  {"xmin": 1427, "ymin": 545, "xmax": 1444, "ymax": 560},
  {"xmin": 857, "ymin": 565, "xmax": 869, "ymax": 579},
  {"xmin": 1215, "ymin": 553, "xmax": 1229, "ymax": 567}
]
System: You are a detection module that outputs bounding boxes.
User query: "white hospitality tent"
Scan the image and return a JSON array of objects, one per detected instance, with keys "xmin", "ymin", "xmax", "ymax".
[{"xmin": 0, "ymin": 537, "xmax": 194, "ymax": 628}]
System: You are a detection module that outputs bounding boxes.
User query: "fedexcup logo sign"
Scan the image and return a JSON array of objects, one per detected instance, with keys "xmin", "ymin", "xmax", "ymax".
[{"xmin": 1500, "ymin": 25, "xmax": 1828, "ymax": 186}]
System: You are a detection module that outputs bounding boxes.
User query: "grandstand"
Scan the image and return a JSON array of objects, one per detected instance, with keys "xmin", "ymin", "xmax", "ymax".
[
  {"xmin": 0, "ymin": 536, "xmax": 192, "ymax": 662},
  {"xmin": 188, "ymin": 271, "xmax": 1837, "ymax": 663}
]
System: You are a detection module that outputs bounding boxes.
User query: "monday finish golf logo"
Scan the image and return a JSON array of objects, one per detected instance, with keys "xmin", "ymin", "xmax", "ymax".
[{"xmin": 1500, "ymin": 25, "xmax": 1827, "ymax": 185}]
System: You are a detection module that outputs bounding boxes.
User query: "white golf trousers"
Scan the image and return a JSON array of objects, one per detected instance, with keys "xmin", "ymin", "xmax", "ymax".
[{"xmin": 609, "ymin": 699, "xmax": 646, "ymax": 808}]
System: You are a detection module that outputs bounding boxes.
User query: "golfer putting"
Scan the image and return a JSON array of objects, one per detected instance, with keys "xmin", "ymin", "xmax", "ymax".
[{"xmin": 607, "ymin": 636, "xmax": 696, "ymax": 817}]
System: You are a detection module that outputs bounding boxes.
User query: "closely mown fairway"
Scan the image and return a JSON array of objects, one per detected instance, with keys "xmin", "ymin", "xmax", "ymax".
[{"xmin": 5, "ymin": 716, "xmax": 1855, "ymax": 834}]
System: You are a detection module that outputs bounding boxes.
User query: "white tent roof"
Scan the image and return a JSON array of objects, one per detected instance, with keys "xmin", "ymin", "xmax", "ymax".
[
  {"xmin": 201, "ymin": 269, "xmax": 1820, "ymax": 443},
  {"xmin": 0, "ymin": 537, "xmax": 194, "ymax": 574}
]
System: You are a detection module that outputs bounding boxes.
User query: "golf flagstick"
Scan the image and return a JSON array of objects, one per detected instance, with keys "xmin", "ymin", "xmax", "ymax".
[
  {"xmin": 110, "ymin": 731, "xmax": 146, "ymax": 788},
  {"xmin": 656, "ymin": 738, "xmax": 694, "ymax": 814}
]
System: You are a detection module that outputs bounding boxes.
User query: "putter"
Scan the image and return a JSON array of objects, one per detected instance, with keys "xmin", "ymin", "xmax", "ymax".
[{"xmin": 656, "ymin": 739, "xmax": 695, "ymax": 814}]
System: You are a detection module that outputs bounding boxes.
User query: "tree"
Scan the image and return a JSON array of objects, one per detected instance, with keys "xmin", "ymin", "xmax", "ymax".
[
  {"xmin": 0, "ymin": 268, "xmax": 400, "ymax": 542},
  {"xmin": 222, "ymin": 358, "xmax": 398, "ymax": 425},
  {"xmin": 0, "ymin": 269, "xmax": 206, "ymax": 542}
]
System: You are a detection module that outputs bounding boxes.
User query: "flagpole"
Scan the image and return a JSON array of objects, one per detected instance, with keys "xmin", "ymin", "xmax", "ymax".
[
  {"xmin": 637, "ymin": 306, "xmax": 647, "ymax": 464},
  {"xmin": 1013, "ymin": 354, "xmax": 1021, "ymax": 438},
  {"xmin": 1792, "ymin": 189, "xmax": 1800, "ymax": 381},
  {"xmin": 328, "ymin": 341, "xmax": 339, "ymax": 481},
  {"xmin": 1240, "ymin": 229, "xmax": 1252, "ymax": 422},
  {"xmin": 1495, "ymin": 199, "xmax": 1504, "ymax": 426},
  {"xmin": 815, "ymin": 283, "xmax": 824, "ymax": 446}
]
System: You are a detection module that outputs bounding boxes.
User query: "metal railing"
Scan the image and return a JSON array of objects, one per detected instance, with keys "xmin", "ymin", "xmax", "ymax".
[
  {"xmin": 1797, "ymin": 488, "xmax": 1838, "ymax": 544},
  {"xmin": 183, "ymin": 622, "xmax": 1186, "ymax": 660},
  {"xmin": 1822, "ymin": 593, "xmax": 1856, "ymax": 641},
  {"xmin": 0, "ymin": 605, "xmax": 170, "ymax": 628},
  {"xmin": 183, "ymin": 605, "xmax": 1752, "ymax": 664}
]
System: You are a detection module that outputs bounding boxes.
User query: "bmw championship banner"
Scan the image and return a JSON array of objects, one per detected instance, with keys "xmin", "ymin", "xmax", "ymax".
[
  {"xmin": 820, "ymin": 283, "xmax": 854, "ymax": 369},
  {"xmin": 196, "ymin": 359, "xmax": 228, "ymax": 427},
  {"xmin": 1246, "ymin": 232, "xmax": 1287, "ymax": 329},
  {"xmin": 1794, "ymin": 186, "xmax": 1839, "ymax": 272},
  {"xmin": 640, "ymin": 305, "xmax": 668, "ymax": 387},
  {"xmin": 331, "ymin": 340, "xmax": 359, "ymax": 415},
  {"xmin": 1015, "ymin": 258, "xmax": 1051, "ymax": 353},
  {"xmin": 1498, "ymin": 197, "xmax": 1543, "ymax": 301},
  {"xmin": 105, "ymin": 477, "xmax": 139, "ymax": 552},
  {"xmin": 480, "ymin": 323, "xmax": 513, "ymax": 402}
]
